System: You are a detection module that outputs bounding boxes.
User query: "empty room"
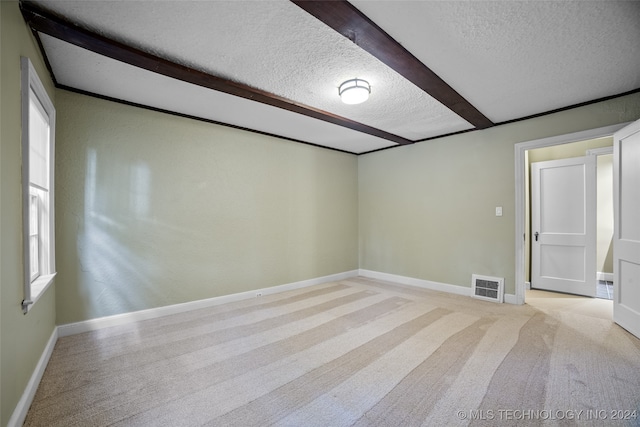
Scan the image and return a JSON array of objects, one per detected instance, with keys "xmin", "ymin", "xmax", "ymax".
[{"xmin": 2, "ymin": 1, "xmax": 640, "ymax": 425}]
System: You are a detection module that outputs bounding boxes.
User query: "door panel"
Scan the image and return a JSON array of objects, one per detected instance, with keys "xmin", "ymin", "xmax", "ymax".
[
  {"xmin": 613, "ymin": 120, "xmax": 640, "ymax": 339},
  {"xmin": 531, "ymin": 156, "xmax": 596, "ymax": 297},
  {"xmin": 620, "ymin": 135, "xmax": 640, "ymax": 241},
  {"xmin": 540, "ymin": 164, "xmax": 585, "ymax": 233},
  {"xmin": 619, "ymin": 261, "xmax": 640, "ymax": 312},
  {"xmin": 541, "ymin": 245, "xmax": 585, "ymax": 281}
]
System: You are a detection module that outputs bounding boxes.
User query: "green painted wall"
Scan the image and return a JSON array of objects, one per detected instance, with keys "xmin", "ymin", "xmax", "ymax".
[
  {"xmin": 597, "ymin": 154, "xmax": 614, "ymax": 274},
  {"xmin": 1, "ymin": 2, "xmax": 57, "ymax": 424},
  {"xmin": 359, "ymin": 93, "xmax": 640, "ymax": 296},
  {"xmin": 54, "ymin": 91, "xmax": 359, "ymax": 324}
]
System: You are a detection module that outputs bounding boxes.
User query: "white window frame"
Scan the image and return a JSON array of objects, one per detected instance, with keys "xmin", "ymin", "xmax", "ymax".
[
  {"xmin": 29, "ymin": 189, "xmax": 41, "ymax": 282},
  {"xmin": 21, "ymin": 57, "xmax": 56, "ymax": 314}
]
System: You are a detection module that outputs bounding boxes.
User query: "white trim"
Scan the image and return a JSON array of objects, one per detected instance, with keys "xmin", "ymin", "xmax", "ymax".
[
  {"xmin": 21, "ymin": 56, "xmax": 56, "ymax": 314},
  {"xmin": 359, "ymin": 269, "xmax": 471, "ymax": 296},
  {"xmin": 597, "ymin": 272, "xmax": 614, "ymax": 282},
  {"xmin": 7, "ymin": 328, "xmax": 58, "ymax": 427},
  {"xmin": 10, "ymin": 271, "xmax": 358, "ymax": 423},
  {"xmin": 514, "ymin": 123, "xmax": 630, "ymax": 306},
  {"xmin": 359, "ymin": 269, "xmax": 518, "ymax": 304},
  {"xmin": 11, "ymin": 268, "xmax": 519, "ymax": 424},
  {"xmin": 587, "ymin": 147, "xmax": 614, "ymax": 156},
  {"xmin": 29, "ymin": 272, "xmax": 57, "ymax": 307},
  {"xmin": 58, "ymin": 270, "xmax": 359, "ymax": 337},
  {"xmin": 503, "ymin": 294, "xmax": 518, "ymax": 304}
]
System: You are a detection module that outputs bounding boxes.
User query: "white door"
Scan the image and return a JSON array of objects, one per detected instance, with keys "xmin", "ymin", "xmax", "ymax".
[
  {"xmin": 613, "ymin": 120, "xmax": 640, "ymax": 339},
  {"xmin": 531, "ymin": 156, "xmax": 596, "ymax": 296}
]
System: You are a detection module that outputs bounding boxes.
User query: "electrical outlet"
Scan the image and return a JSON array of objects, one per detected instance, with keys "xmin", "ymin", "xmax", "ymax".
[
  {"xmin": 495, "ymin": 206, "xmax": 503, "ymax": 217},
  {"xmin": 256, "ymin": 292, "xmax": 263, "ymax": 297}
]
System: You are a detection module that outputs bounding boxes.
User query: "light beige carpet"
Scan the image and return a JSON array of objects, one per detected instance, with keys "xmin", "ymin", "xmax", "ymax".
[{"xmin": 24, "ymin": 278, "xmax": 640, "ymax": 426}]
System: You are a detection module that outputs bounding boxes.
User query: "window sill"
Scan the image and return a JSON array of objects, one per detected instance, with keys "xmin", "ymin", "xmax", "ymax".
[{"xmin": 24, "ymin": 272, "xmax": 56, "ymax": 314}]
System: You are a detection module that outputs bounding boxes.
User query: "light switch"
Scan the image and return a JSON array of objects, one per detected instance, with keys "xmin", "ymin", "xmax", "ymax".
[{"xmin": 495, "ymin": 206, "xmax": 503, "ymax": 217}]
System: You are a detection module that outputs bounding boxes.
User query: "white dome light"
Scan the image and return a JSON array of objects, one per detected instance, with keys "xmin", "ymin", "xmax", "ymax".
[{"xmin": 339, "ymin": 78, "xmax": 371, "ymax": 105}]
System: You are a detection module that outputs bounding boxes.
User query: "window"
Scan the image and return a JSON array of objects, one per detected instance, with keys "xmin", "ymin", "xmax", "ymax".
[{"xmin": 21, "ymin": 57, "xmax": 56, "ymax": 314}]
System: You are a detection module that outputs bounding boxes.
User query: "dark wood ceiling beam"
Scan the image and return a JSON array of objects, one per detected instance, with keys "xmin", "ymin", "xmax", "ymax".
[
  {"xmin": 291, "ymin": 0, "xmax": 494, "ymax": 130},
  {"xmin": 19, "ymin": 0, "xmax": 413, "ymax": 146}
]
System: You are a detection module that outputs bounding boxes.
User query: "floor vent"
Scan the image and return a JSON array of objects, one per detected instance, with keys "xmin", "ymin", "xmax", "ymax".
[{"xmin": 471, "ymin": 275, "xmax": 504, "ymax": 303}]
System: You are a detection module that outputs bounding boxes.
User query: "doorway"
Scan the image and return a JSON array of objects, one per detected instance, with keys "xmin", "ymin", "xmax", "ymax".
[
  {"xmin": 514, "ymin": 123, "xmax": 630, "ymax": 305},
  {"xmin": 527, "ymin": 143, "xmax": 614, "ymax": 299}
]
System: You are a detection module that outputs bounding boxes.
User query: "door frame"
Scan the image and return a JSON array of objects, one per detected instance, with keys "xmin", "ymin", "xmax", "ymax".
[{"xmin": 514, "ymin": 123, "xmax": 630, "ymax": 304}]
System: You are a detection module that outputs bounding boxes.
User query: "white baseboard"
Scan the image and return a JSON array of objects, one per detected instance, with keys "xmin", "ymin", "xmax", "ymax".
[
  {"xmin": 503, "ymin": 293, "xmax": 518, "ymax": 304},
  {"xmin": 359, "ymin": 269, "xmax": 471, "ymax": 296},
  {"xmin": 12, "ymin": 270, "xmax": 358, "ymax": 425},
  {"xmin": 11, "ymin": 267, "xmax": 518, "ymax": 425},
  {"xmin": 8, "ymin": 328, "xmax": 58, "ymax": 427},
  {"xmin": 597, "ymin": 272, "xmax": 614, "ymax": 282},
  {"xmin": 358, "ymin": 269, "xmax": 518, "ymax": 305},
  {"xmin": 58, "ymin": 270, "xmax": 359, "ymax": 337}
]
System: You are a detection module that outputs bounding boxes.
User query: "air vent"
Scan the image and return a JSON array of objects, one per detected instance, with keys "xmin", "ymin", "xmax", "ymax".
[{"xmin": 471, "ymin": 274, "xmax": 504, "ymax": 303}]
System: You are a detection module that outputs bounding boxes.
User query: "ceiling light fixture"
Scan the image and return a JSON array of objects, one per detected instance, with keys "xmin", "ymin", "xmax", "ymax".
[{"xmin": 338, "ymin": 78, "xmax": 371, "ymax": 105}]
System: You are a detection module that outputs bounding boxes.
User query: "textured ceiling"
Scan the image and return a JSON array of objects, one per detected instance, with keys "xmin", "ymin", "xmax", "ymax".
[
  {"xmin": 23, "ymin": 0, "xmax": 640, "ymax": 154},
  {"xmin": 352, "ymin": 0, "xmax": 640, "ymax": 123},
  {"xmin": 40, "ymin": 34, "xmax": 397, "ymax": 153}
]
